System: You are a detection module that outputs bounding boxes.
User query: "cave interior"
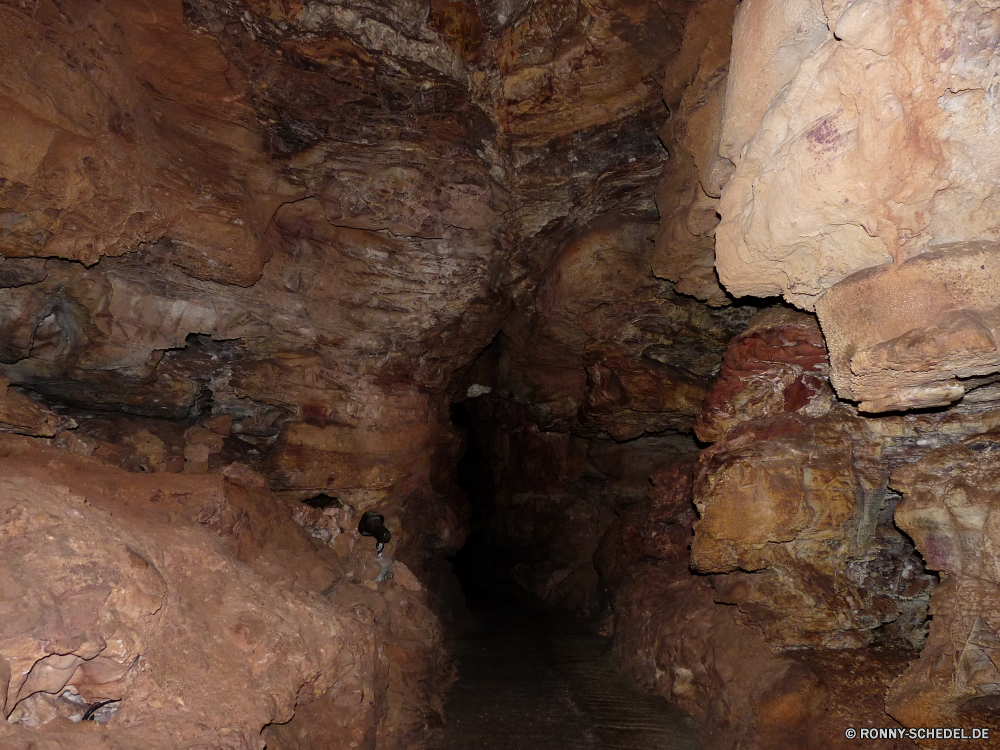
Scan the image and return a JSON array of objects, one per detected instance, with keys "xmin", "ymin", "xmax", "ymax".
[{"xmin": 1, "ymin": 0, "xmax": 999, "ymax": 748}]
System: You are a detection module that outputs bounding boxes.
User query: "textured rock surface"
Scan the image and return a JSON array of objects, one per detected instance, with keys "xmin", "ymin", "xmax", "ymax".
[
  {"xmin": 695, "ymin": 307, "xmax": 832, "ymax": 442},
  {"xmin": 0, "ymin": 0, "xmax": 721, "ymax": 747},
  {"xmin": 0, "ymin": 435, "xmax": 449, "ymax": 750},
  {"xmin": 484, "ymin": 216, "xmax": 755, "ymax": 440},
  {"xmin": 692, "ymin": 407, "xmax": 937, "ymax": 649},
  {"xmin": 887, "ymin": 436, "xmax": 1000, "ymax": 740},
  {"xmin": 596, "ymin": 459, "xmax": 920, "ymax": 750},
  {"xmin": 716, "ymin": 0, "xmax": 1000, "ymax": 310},
  {"xmin": 652, "ymin": 0, "xmax": 737, "ymax": 306},
  {"xmin": 816, "ymin": 242, "xmax": 1000, "ymax": 412},
  {"xmin": 589, "ymin": 308, "xmax": 1000, "ymax": 749},
  {"xmin": 711, "ymin": 0, "xmax": 1000, "ymax": 414}
]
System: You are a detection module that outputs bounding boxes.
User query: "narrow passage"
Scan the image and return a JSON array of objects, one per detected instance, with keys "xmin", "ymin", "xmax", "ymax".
[{"xmin": 433, "ymin": 585, "xmax": 701, "ymax": 750}]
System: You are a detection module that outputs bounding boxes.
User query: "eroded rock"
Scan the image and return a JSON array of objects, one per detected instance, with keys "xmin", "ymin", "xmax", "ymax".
[{"xmin": 888, "ymin": 436, "xmax": 1000, "ymax": 736}]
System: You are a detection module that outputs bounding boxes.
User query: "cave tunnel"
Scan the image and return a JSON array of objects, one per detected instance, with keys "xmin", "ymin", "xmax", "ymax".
[{"xmin": 0, "ymin": 0, "xmax": 998, "ymax": 748}]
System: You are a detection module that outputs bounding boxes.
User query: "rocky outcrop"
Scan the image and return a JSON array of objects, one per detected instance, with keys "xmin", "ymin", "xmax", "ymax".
[
  {"xmin": 597, "ymin": 458, "xmax": 921, "ymax": 750},
  {"xmin": 695, "ymin": 307, "xmax": 832, "ymax": 441},
  {"xmin": 0, "ymin": 435, "xmax": 449, "ymax": 750},
  {"xmin": 692, "ymin": 407, "xmax": 936, "ymax": 650},
  {"xmin": 716, "ymin": 0, "xmax": 1000, "ymax": 309},
  {"xmin": 490, "ymin": 216, "xmax": 753, "ymax": 440},
  {"xmin": 652, "ymin": 0, "xmax": 738, "ymax": 306},
  {"xmin": 452, "ymin": 208, "xmax": 754, "ymax": 610},
  {"xmin": 592, "ymin": 305, "xmax": 1000, "ymax": 749},
  {"xmin": 816, "ymin": 242, "xmax": 1000, "ymax": 413}
]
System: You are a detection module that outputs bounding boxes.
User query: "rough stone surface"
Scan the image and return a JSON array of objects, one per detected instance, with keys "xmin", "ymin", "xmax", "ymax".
[
  {"xmin": 596, "ymin": 458, "xmax": 920, "ymax": 750},
  {"xmin": 652, "ymin": 0, "xmax": 738, "ymax": 306},
  {"xmin": 887, "ymin": 435, "xmax": 1000, "ymax": 741},
  {"xmin": 716, "ymin": 0, "xmax": 1000, "ymax": 312},
  {"xmin": 695, "ymin": 306, "xmax": 832, "ymax": 442},
  {"xmin": 0, "ymin": 0, "xmax": 722, "ymax": 747},
  {"xmin": 816, "ymin": 242, "xmax": 1000, "ymax": 412},
  {"xmin": 0, "ymin": 436, "xmax": 449, "ymax": 750},
  {"xmin": 692, "ymin": 406, "xmax": 937, "ymax": 649}
]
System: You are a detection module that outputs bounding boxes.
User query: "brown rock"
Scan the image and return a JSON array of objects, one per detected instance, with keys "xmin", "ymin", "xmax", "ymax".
[
  {"xmin": 695, "ymin": 307, "xmax": 833, "ymax": 442},
  {"xmin": 0, "ymin": 436, "xmax": 450, "ymax": 749},
  {"xmin": 815, "ymin": 242, "xmax": 1000, "ymax": 412},
  {"xmin": 597, "ymin": 458, "xmax": 919, "ymax": 750},
  {"xmin": 202, "ymin": 414, "xmax": 233, "ymax": 437},
  {"xmin": 716, "ymin": 0, "xmax": 1000, "ymax": 312},
  {"xmin": 652, "ymin": 0, "xmax": 739, "ymax": 306},
  {"xmin": 0, "ymin": 375, "xmax": 69, "ymax": 437},
  {"xmin": 692, "ymin": 408, "xmax": 935, "ymax": 649}
]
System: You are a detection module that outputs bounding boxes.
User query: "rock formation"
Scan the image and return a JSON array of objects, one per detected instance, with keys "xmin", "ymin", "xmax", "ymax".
[
  {"xmin": 5, "ymin": 0, "xmax": 1000, "ymax": 748},
  {"xmin": 713, "ymin": 0, "xmax": 1000, "ymax": 413},
  {"xmin": 0, "ymin": 0, "xmax": 729, "ymax": 747}
]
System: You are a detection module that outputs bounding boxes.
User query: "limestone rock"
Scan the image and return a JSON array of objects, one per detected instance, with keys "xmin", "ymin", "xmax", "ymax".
[
  {"xmin": 695, "ymin": 307, "xmax": 833, "ymax": 442},
  {"xmin": 597, "ymin": 457, "xmax": 920, "ymax": 750},
  {"xmin": 692, "ymin": 408, "xmax": 935, "ymax": 649},
  {"xmin": 0, "ymin": 436, "xmax": 450, "ymax": 749},
  {"xmin": 652, "ymin": 0, "xmax": 739, "ymax": 307},
  {"xmin": 716, "ymin": 0, "xmax": 1000, "ymax": 314},
  {"xmin": 495, "ymin": 217, "xmax": 754, "ymax": 438},
  {"xmin": 0, "ymin": 375, "xmax": 69, "ymax": 437}
]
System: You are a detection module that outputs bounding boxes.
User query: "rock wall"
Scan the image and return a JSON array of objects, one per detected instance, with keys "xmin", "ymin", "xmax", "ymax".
[
  {"xmin": 0, "ymin": 0, "xmax": 712, "ymax": 746},
  {"xmin": 713, "ymin": 0, "xmax": 1000, "ymax": 413},
  {"xmin": 598, "ymin": 308, "xmax": 1000, "ymax": 750},
  {"xmin": 0, "ymin": 434, "xmax": 449, "ymax": 750},
  {"xmin": 7, "ymin": 0, "xmax": 1000, "ymax": 748}
]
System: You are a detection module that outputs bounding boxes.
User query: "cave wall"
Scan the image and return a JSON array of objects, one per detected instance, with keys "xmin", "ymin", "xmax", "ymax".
[
  {"xmin": 462, "ymin": 1, "xmax": 1000, "ymax": 748},
  {"xmin": 6, "ymin": 0, "xmax": 1000, "ymax": 748},
  {"xmin": 0, "ymin": 0, "xmax": 711, "ymax": 747}
]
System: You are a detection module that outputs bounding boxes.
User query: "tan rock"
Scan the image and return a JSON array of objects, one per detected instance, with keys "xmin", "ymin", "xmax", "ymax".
[
  {"xmin": 692, "ymin": 408, "xmax": 935, "ymax": 649},
  {"xmin": 0, "ymin": 436, "xmax": 449, "ymax": 749},
  {"xmin": 888, "ymin": 436, "xmax": 1000, "ymax": 731},
  {"xmin": 716, "ymin": 0, "xmax": 1000, "ymax": 313},
  {"xmin": 653, "ymin": 0, "xmax": 740, "ymax": 306},
  {"xmin": 816, "ymin": 242, "xmax": 1000, "ymax": 412},
  {"xmin": 0, "ymin": 375, "xmax": 68, "ymax": 437}
]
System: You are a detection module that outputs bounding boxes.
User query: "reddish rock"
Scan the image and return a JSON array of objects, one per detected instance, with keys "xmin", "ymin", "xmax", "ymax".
[
  {"xmin": 597, "ymin": 457, "xmax": 920, "ymax": 750},
  {"xmin": 695, "ymin": 307, "xmax": 832, "ymax": 442}
]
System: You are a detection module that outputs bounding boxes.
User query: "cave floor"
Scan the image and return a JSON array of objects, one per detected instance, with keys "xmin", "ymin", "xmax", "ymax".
[{"xmin": 433, "ymin": 584, "xmax": 700, "ymax": 750}]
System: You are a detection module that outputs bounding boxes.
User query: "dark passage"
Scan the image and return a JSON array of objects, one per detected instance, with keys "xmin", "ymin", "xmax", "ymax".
[
  {"xmin": 432, "ymin": 582, "xmax": 700, "ymax": 750},
  {"xmin": 438, "ymin": 403, "xmax": 700, "ymax": 749}
]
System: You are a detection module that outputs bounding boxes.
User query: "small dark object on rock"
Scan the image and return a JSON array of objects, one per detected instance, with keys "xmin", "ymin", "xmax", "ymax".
[
  {"xmin": 358, "ymin": 511, "xmax": 391, "ymax": 555},
  {"xmin": 302, "ymin": 493, "xmax": 342, "ymax": 509},
  {"xmin": 82, "ymin": 699, "xmax": 118, "ymax": 721}
]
